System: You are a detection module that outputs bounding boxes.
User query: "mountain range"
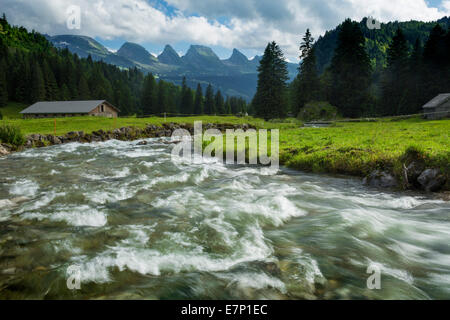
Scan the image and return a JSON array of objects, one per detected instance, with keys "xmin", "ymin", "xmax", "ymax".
[
  {"xmin": 46, "ymin": 35, "xmax": 298, "ymax": 100},
  {"xmin": 46, "ymin": 16, "xmax": 450, "ymax": 100}
]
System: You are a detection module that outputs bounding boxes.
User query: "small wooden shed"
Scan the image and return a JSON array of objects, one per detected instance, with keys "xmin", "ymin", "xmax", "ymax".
[
  {"xmin": 20, "ymin": 100, "xmax": 120, "ymax": 119},
  {"xmin": 422, "ymin": 94, "xmax": 450, "ymax": 120}
]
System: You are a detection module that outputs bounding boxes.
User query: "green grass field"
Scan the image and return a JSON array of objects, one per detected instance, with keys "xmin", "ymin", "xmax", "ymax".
[
  {"xmin": 0, "ymin": 102, "xmax": 28, "ymax": 119},
  {"xmin": 1, "ymin": 105, "xmax": 449, "ymax": 188}
]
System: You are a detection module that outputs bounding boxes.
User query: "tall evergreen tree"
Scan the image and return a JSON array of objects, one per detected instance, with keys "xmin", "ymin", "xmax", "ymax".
[
  {"xmin": 78, "ymin": 75, "xmax": 91, "ymax": 100},
  {"xmin": 215, "ymin": 90, "xmax": 225, "ymax": 114},
  {"xmin": 194, "ymin": 83, "xmax": 203, "ymax": 115},
  {"xmin": 329, "ymin": 19, "xmax": 372, "ymax": 118},
  {"xmin": 0, "ymin": 59, "xmax": 8, "ymax": 107},
  {"xmin": 60, "ymin": 84, "xmax": 71, "ymax": 101},
  {"xmin": 423, "ymin": 25, "xmax": 449, "ymax": 100},
  {"xmin": 253, "ymin": 41, "xmax": 289, "ymax": 120},
  {"xmin": 380, "ymin": 28, "xmax": 410, "ymax": 115},
  {"xmin": 42, "ymin": 60, "xmax": 58, "ymax": 101},
  {"xmin": 180, "ymin": 77, "xmax": 194, "ymax": 114},
  {"xmin": 157, "ymin": 80, "xmax": 168, "ymax": 114},
  {"xmin": 142, "ymin": 73, "xmax": 157, "ymax": 115},
  {"xmin": 225, "ymin": 97, "xmax": 232, "ymax": 114},
  {"xmin": 30, "ymin": 61, "xmax": 45, "ymax": 103},
  {"xmin": 204, "ymin": 84, "xmax": 215, "ymax": 115},
  {"xmin": 406, "ymin": 38, "xmax": 426, "ymax": 113},
  {"xmin": 295, "ymin": 29, "xmax": 320, "ymax": 113}
]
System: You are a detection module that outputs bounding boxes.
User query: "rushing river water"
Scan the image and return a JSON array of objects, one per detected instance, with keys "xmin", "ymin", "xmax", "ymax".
[{"xmin": 0, "ymin": 138, "xmax": 449, "ymax": 300}]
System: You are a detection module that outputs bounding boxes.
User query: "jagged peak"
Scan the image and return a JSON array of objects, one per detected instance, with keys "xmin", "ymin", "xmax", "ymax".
[
  {"xmin": 162, "ymin": 44, "xmax": 179, "ymax": 56},
  {"xmin": 227, "ymin": 48, "xmax": 249, "ymax": 64}
]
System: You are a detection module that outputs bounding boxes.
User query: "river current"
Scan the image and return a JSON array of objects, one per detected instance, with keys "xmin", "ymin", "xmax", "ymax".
[{"xmin": 0, "ymin": 138, "xmax": 449, "ymax": 299}]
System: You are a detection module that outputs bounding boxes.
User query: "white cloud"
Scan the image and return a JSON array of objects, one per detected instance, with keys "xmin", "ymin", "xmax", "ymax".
[{"xmin": 1, "ymin": 0, "xmax": 449, "ymax": 61}]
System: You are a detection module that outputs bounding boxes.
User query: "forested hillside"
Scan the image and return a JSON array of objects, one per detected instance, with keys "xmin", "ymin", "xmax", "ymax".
[
  {"xmin": 254, "ymin": 17, "xmax": 450, "ymax": 120},
  {"xmin": 0, "ymin": 15, "xmax": 247, "ymax": 117},
  {"xmin": 314, "ymin": 17, "xmax": 450, "ymax": 73}
]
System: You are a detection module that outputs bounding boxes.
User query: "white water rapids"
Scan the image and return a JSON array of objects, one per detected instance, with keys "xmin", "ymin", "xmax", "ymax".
[{"xmin": 0, "ymin": 138, "xmax": 449, "ymax": 299}]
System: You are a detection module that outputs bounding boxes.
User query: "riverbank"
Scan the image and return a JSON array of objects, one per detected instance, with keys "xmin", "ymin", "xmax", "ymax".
[
  {"xmin": 2, "ymin": 138, "xmax": 449, "ymax": 299},
  {"xmin": 0, "ymin": 117, "xmax": 449, "ymax": 193}
]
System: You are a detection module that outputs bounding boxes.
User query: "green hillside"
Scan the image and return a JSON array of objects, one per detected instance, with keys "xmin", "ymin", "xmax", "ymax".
[{"xmin": 314, "ymin": 16, "xmax": 450, "ymax": 73}]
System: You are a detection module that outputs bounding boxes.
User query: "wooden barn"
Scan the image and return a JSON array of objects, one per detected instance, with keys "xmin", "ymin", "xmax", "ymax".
[
  {"xmin": 422, "ymin": 94, "xmax": 450, "ymax": 120},
  {"xmin": 20, "ymin": 100, "xmax": 120, "ymax": 119}
]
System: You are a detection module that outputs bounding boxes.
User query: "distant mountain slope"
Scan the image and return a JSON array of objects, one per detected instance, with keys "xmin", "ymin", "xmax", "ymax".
[
  {"xmin": 182, "ymin": 45, "xmax": 227, "ymax": 73},
  {"xmin": 158, "ymin": 45, "xmax": 183, "ymax": 65},
  {"xmin": 46, "ymin": 35, "xmax": 299, "ymax": 100},
  {"xmin": 117, "ymin": 42, "xmax": 158, "ymax": 65},
  {"xmin": 46, "ymin": 35, "xmax": 135, "ymax": 69},
  {"xmin": 314, "ymin": 16, "xmax": 450, "ymax": 73}
]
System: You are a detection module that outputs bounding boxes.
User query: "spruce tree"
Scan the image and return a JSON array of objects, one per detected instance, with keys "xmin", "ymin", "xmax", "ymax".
[
  {"xmin": 296, "ymin": 29, "xmax": 320, "ymax": 113},
  {"xmin": 215, "ymin": 90, "xmax": 225, "ymax": 114},
  {"xmin": 194, "ymin": 83, "xmax": 203, "ymax": 115},
  {"xmin": 141, "ymin": 73, "xmax": 157, "ymax": 115},
  {"xmin": 406, "ymin": 39, "xmax": 425, "ymax": 113},
  {"xmin": 225, "ymin": 98, "xmax": 232, "ymax": 114},
  {"xmin": 78, "ymin": 75, "xmax": 91, "ymax": 100},
  {"xmin": 42, "ymin": 60, "xmax": 58, "ymax": 101},
  {"xmin": 0, "ymin": 59, "xmax": 8, "ymax": 107},
  {"xmin": 423, "ymin": 25, "xmax": 448, "ymax": 100},
  {"xmin": 329, "ymin": 19, "xmax": 372, "ymax": 118},
  {"xmin": 157, "ymin": 80, "xmax": 168, "ymax": 114},
  {"xmin": 60, "ymin": 84, "xmax": 71, "ymax": 101},
  {"xmin": 253, "ymin": 41, "xmax": 289, "ymax": 120},
  {"xmin": 30, "ymin": 61, "xmax": 45, "ymax": 103},
  {"xmin": 381, "ymin": 28, "xmax": 410, "ymax": 115},
  {"xmin": 204, "ymin": 84, "xmax": 215, "ymax": 114},
  {"xmin": 180, "ymin": 77, "xmax": 194, "ymax": 114}
]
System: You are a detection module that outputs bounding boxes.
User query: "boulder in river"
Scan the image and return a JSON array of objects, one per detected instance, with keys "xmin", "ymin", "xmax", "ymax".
[
  {"xmin": 406, "ymin": 161, "xmax": 426, "ymax": 186},
  {"xmin": 363, "ymin": 170, "xmax": 398, "ymax": 188},
  {"xmin": 0, "ymin": 144, "xmax": 10, "ymax": 157},
  {"xmin": 48, "ymin": 135, "xmax": 62, "ymax": 145},
  {"xmin": 137, "ymin": 141, "xmax": 148, "ymax": 146},
  {"xmin": 66, "ymin": 131, "xmax": 80, "ymax": 140},
  {"xmin": 417, "ymin": 169, "xmax": 446, "ymax": 192}
]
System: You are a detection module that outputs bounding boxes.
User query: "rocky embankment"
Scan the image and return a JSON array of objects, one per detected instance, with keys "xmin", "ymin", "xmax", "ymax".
[
  {"xmin": 0, "ymin": 122, "xmax": 255, "ymax": 154},
  {"xmin": 363, "ymin": 166, "xmax": 448, "ymax": 194},
  {"xmin": 0, "ymin": 122, "xmax": 447, "ymax": 194}
]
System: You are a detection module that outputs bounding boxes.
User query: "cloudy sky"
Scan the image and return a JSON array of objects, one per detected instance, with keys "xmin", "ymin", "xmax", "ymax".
[{"xmin": 2, "ymin": 0, "xmax": 450, "ymax": 61}]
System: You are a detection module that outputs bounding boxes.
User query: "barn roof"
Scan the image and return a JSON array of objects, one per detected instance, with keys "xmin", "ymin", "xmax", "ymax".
[
  {"xmin": 423, "ymin": 94, "xmax": 450, "ymax": 109},
  {"xmin": 20, "ymin": 100, "xmax": 120, "ymax": 114}
]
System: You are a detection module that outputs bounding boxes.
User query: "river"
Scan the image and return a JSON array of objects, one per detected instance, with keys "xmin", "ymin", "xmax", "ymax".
[{"xmin": 0, "ymin": 138, "xmax": 449, "ymax": 299}]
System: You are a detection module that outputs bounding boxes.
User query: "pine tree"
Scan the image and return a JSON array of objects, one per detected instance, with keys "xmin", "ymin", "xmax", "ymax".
[
  {"xmin": 60, "ymin": 84, "xmax": 71, "ymax": 101},
  {"xmin": 380, "ymin": 28, "xmax": 410, "ymax": 115},
  {"xmin": 225, "ymin": 97, "xmax": 232, "ymax": 114},
  {"xmin": 194, "ymin": 83, "xmax": 203, "ymax": 114},
  {"xmin": 0, "ymin": 59, "xmax": 8, "ymax": 107},
  {"xmin": 329, "ymin": 19, "xmax": 372, "ymax": 118},
  {"xmin": 406, "ymin": 39, "xmax": 425, "ymax": 113},
  {"xmin": 14, "ymin": 55, "xmax": 31, "ymax": 102},
  {"xmin": 204, "ymin": 84, "xmax": 215, "ymax": 115},
  {"xmin": 42, "ymin": 60, "xmax": 58, "ymax": 101},
  {"xmin": 157, "ymin": 80, "xmax": 168, "ymax": 114},
  {"xmin": 141, "ymin": 73, "xmax": 157, "ymax": 115},
  {"xmin": 215, "ymin": 90, "xmax": 225, "ymax": 114},
  {"xmin": 295, "ymin": 29, "xmax": 320, "ymax": 113},
  {"xmin": 78, "ymin": 75, "xmax": 91, "ymax": 100},
  {"xmin": 423, "ymin": 25, "xmax": 448, "ymax": 100},
  {"xmin": 253, "ymin": 41, "xmax": 289, "ymax": 120},
  {"xmin": 30, "ymin": 61, "xmax": 45, "ymax": 103},
  {"xmin": 180, "ymin": 77, "xmax": 194, "ymax": 114}
]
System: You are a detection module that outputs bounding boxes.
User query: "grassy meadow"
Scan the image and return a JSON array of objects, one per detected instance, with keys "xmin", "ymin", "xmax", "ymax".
[{"xmin": 1, "ymin": 104, "xmax": 449, "ymax": 188}]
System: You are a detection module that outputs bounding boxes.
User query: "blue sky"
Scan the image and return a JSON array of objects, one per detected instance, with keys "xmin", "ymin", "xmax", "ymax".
[{"xmin": 2, "ymin": 0, "xmax": 450, "ymax": 62}]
